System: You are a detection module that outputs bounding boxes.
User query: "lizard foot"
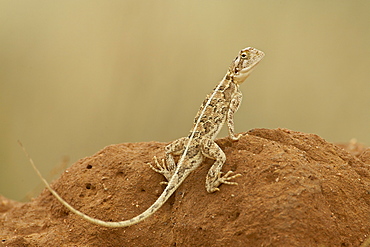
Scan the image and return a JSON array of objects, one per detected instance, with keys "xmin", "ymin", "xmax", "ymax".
[
  {"xmin": 229, "ymin": 133, "xmax": 243, "ymax": 141},
  {"xmin": 206, "ymin": 171, "xmax": 242, "ymax": 193},
  {"xmin": 148, "ymin": 156, "xmax": 174, "ymax": 183}
]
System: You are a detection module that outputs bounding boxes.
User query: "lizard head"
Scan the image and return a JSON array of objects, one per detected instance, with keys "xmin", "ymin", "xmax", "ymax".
[{"xmin": 226, "ymin": 47, "xmax": 265, "ymax": 84}]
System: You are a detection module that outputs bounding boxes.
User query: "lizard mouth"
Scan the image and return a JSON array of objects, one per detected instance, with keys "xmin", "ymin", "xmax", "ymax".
[
  {"xmin": 234, "ymin": 59, "xmax": 263, "ymax": 83},
  {"xmin": 233, "ymin": 48, "xmax": 264, "ymax": 84}
]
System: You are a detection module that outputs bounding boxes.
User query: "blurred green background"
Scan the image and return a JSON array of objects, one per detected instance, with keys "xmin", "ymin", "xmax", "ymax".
[{"xmin": 1, "ymin": 1, "xmax": 369, "ymax": 201}]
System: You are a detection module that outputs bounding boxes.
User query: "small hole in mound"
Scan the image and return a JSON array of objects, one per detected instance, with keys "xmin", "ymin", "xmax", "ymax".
[
  {"xmin": 228, "ymin": 211, "xmax": 241, "ymax": 221},
  {"xmin": 86, "ymin": 164, "xmax": 92, "ymax": 169},
  {"xmin": 2, "ymin": 239, "xmax": 6, "ymax": 242},
  {"xmin": 86, "ymin": 183, "xmax": 92, "ymax": 189}
]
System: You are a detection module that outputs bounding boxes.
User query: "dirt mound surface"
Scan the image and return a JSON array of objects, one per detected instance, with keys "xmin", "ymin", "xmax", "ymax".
[{"xmin": 1, "ymin": 128, "xmax": 370, "ymax": 246}]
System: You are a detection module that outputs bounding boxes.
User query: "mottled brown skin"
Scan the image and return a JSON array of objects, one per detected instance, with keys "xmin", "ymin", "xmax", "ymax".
[
  {"xmin": 157, "ymin": 47, "xmax": 265, "ymax": 194},
  {"xmin": 23, "ymin": 47, "xmax": 265, "ymax": 227}
]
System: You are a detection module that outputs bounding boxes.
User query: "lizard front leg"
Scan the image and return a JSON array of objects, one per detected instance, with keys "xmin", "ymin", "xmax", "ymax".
[
  {"xmin": 149, "ymin": 137, "xmax": 187, "ymax": 183},
  {"xmin": 201, "ymin": 138, "xmax": 241, "ymax": 193},
  {"xmin": 227, "ymin": 90, "xmax": 243, "ymax": 141}
]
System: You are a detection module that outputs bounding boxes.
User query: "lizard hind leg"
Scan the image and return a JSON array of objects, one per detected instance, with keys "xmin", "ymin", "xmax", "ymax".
[
  {"xmin": 201, "ymin": 139, "xmax": 242, "ymax": 193},
  {"xmin": 148, "ymin": 137, "xmax": 188, "ymax": 184}
]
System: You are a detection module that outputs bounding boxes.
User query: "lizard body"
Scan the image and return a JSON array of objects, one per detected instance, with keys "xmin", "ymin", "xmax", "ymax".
[{"xmin": 20, "ymin": 47, "xmax": 264, "ymax": 227}]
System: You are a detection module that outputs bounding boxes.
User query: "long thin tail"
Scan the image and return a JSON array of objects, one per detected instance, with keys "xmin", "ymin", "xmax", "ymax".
[
  {"xmin": 18, "ymin": 77, "xmax": 225, "ymax": 227},
  {"xmin": 18, "ymin": 140, "xmax": 180, "ymax": 227}
]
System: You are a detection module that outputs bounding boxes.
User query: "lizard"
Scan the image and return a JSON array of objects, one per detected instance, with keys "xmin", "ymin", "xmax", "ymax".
[{"xmin": 19, "ymin": 47, "xmax": 264, "ymax": 227}]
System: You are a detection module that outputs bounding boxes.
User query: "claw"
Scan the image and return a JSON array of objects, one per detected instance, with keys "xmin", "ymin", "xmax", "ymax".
[
  {"xmin": 148, "ymin": 156, "xmax": 167, "ymax": 173},
  {"xmin": 206, "ymin": 170, "xmax": 241, "ymax": 193},
  {"xmin": 148, "ymin": 156, "xmax": 174, "ymax": 183},
  {"xmin": 229, "ymin": 133, "xmax": 243, "ymax": 141},
  {"xmin": 219, "ymin": 171, "xmax": 242, "ymax": 185}
]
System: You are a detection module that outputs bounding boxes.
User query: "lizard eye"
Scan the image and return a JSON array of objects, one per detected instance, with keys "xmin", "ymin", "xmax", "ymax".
[{"xmin": 241, "ymin": 53, "xmax": 247, "ymax": 58}]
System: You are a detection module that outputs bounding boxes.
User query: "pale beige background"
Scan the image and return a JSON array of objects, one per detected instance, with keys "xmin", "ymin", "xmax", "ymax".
[{"xmin": 1, "ymin": 1, "xmax": 369, "ymax": 201}]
